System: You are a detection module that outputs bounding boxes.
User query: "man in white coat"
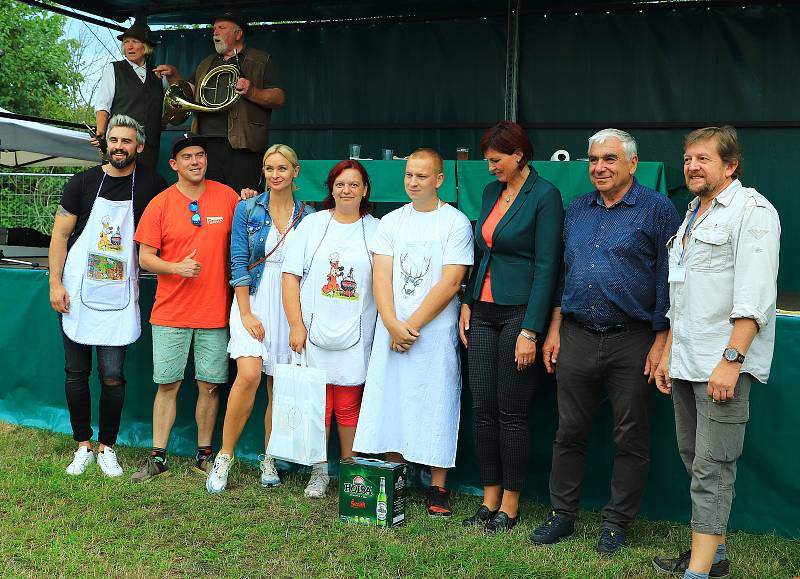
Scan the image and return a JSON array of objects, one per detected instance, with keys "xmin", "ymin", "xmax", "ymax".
[{"xmin": 353, "ymin": 148, "xmax": 474, "ymax": 517}]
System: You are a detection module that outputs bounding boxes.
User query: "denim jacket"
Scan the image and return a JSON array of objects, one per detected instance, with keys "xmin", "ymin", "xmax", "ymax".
[{"xmin": 230, "ymin": 191, "xmax": 314, "ymax": 295}]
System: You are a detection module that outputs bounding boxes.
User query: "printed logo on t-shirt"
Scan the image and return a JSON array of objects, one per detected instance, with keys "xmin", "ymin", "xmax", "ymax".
[
  {"xmin": 97, "ymin": 215, "xmax": 123, "ymax": 252},
  {"xmin": 321, "ymin": 252, "xmax": 359, "ymax": 300},
  {"xmin": 206, "ymin": 216, "xmax": 224, "ymax": 225}
]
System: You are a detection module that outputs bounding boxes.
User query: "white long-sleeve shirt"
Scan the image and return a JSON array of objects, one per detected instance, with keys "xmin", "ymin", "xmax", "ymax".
[
  {"xmin": 93, "ymin": 59, "xmax": 147, "ymax": 112},
  {"xmin": 667, "ymin": 179, "xmax": 781, "ymax": 383}
]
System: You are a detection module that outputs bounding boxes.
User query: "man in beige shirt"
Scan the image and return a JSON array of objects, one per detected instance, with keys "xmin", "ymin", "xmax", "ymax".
[{"xmin": 653, "ymin": 126, "xmax": 780, "ymax": 579}]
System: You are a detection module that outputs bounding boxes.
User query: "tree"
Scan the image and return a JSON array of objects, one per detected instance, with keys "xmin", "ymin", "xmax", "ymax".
[{"xmin": 0, "ymin": 0, "xmax": 91, "ymax": 123}]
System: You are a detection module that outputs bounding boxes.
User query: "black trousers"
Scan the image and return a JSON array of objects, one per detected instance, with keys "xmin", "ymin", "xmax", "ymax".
[
  {"xmin": 62, "ymin": 327, "xmax": 127, "ymax": 446},
  {"xmin": 203, "ymin": 137, "xmax": 263, "ymax": 194},
  {"xmin": 467, "ymin": 302, "xmax": 537, "ymax": 491},
  {"xmin": 549, "ymin": 318, "xmax": 653, "ymax": 532}
]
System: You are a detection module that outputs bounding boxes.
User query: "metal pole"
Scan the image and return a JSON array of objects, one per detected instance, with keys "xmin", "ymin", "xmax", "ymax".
[
  {"xmin": 504, "ymin": 0, "xmax": 521, "ymax": 121},
  {"xmin": 16, "ymin": 0, "xmax": 127, "ymax": 31}
]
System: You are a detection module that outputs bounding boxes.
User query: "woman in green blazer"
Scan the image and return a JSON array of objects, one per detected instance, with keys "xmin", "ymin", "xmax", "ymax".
[{"xmin": 459, "ymin": 121, "xmax": 564, "ymax": 532}]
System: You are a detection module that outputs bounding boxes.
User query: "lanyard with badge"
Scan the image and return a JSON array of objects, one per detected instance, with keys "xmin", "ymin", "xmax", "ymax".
[{"xmin": 668, "ymin": 205, "xmax": 699, "ymax": 283}]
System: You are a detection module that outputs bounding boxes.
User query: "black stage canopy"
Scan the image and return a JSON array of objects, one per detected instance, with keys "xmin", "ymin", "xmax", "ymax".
[{"xmin": 20, "ymin": 0, "xmax": 782, "ymax": 26}]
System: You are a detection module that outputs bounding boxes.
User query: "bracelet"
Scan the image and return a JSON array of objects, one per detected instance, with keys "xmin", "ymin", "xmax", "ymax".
[{"xmin": 520, "ymin": 330, "xmax": 537, "ymax": 343}]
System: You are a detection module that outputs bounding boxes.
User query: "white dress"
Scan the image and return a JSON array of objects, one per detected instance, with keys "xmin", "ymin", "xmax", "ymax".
[
  {"xmin": 228, "ymin": 218, "xmax": 295, "ymax": 376},
  {"xmin": 282, "ymin": 211, "xmax": 380, "ymax": 386},
  {"xmin": 352, "ymin": 203, "xmax": 474, "ymax": 468}
]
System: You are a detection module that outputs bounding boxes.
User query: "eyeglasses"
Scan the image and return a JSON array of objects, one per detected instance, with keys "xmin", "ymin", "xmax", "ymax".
[{"xmin": 189, "ymin": 200, "xmax": 201, "ymax": 227}]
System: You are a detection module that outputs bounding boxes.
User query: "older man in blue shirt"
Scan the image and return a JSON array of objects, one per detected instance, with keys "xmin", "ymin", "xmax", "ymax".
[{"xmin": 531, "ymin": 129, "xmax": 680, "ymax": 555}]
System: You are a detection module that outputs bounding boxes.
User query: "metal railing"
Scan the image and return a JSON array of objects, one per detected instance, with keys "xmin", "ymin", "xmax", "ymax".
[{"xmin": 0, "ymin": 172, "xmax": 72, "ymax": 235}]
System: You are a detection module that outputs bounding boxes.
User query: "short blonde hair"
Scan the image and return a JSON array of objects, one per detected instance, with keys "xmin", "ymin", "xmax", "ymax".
[
  {"xmin": 263, "ymin": 144, "xmax": 300, "ymax": 192},
  {"xmin": 408, "ymin": 147, "xmax": 444, "ymax": 175}
]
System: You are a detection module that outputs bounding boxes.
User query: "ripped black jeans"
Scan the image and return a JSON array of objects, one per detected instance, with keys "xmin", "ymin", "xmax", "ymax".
[{"xmin": 62, "ymin": 327, "xmax": 127, "ymax": 446}]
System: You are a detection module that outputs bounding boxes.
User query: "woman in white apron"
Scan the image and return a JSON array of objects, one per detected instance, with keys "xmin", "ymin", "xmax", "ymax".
[
  {"xmin": 281, "ymin": 159, "xmax": 379, "ymax": 498},
  {"xmin": 352, "ymin": 149, "xmax": 474, "ymax": 517},
  {"xmin": 205, "ymin": 144, "xmax": 313, "ymax": 494}
]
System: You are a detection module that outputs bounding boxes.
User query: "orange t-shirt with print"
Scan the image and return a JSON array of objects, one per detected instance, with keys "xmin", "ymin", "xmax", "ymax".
[
  {"xmin": 479, "ymin": 198, "xmax": 506, "ymax": 302},
  {"xmin": 134, "ymin": 180, "xmax": 240, "ymax": 328}
]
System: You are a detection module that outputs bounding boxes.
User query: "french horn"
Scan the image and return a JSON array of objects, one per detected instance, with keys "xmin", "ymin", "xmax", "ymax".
[{"xmin": 162, "ymin": 63, "xmax": 241, "ymax": 126}]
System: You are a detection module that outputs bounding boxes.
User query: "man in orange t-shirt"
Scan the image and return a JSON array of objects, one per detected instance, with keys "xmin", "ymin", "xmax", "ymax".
[{"xmin": 131, "ymin": 133, "xmax": 240, "ymax": 483}]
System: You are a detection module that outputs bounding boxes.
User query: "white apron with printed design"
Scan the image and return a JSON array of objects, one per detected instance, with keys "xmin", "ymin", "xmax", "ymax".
[
  {"xmin": 302, "ymin": 215, "xmax": 375, "ymax": 386},
  {"xmin": 353, "ymin": 204, "xmax": 462, "ymax": 468},
  {"xmin": 61, "ymin": 171, "xmax": 140, "ymax": 346}
]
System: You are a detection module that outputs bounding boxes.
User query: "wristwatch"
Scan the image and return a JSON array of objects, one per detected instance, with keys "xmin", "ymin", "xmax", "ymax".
[{"xmin": 722, "ymin": 347, "xmax": 745, "ymax": 364}]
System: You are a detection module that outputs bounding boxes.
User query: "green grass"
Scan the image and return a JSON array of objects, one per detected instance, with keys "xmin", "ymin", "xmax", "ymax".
[{"xmin": 1, "ymin": 423, "xmax": 798, "ymax": 578}]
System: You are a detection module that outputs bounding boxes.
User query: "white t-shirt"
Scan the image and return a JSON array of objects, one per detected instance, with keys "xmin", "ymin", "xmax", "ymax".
[{"xmin": 370, "ymin": 202, "xmax": 473, "ymax": 323}]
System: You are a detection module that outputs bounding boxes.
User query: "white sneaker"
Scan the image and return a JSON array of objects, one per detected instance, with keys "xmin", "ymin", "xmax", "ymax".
[
  {"xmin": 96, "ymin": 447, "xmax": 123, "ymax": 478},
  {"xmin": 304, "ymin": 462, "xmax": 330, "ymax": 498},
  {"xmin": 66, "ymin": 446, "xmax": 95, "ymax": 476},
  {"xmin": 206, "ymin": 453, "xmax": 233, "ymax": 494},
  {"xmin": 259, "ymin": 454, "xmax": 281, "ymax": 488}
]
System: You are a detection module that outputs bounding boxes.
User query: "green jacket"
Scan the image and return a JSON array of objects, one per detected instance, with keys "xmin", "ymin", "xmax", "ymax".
[{"xmin": 463, "ymin": 166, "xmax": 564, "ymax": 333}]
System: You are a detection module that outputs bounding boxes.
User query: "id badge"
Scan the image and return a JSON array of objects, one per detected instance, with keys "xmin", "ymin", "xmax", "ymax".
[{"xmin": 668, "ymin": 265, "xmax": 686, "ymax": 283}]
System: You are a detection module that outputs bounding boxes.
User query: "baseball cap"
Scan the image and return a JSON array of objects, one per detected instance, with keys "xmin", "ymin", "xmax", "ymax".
[{"xmin": 171, "ymin": 133, "xmax": 207, "ymax": 158}]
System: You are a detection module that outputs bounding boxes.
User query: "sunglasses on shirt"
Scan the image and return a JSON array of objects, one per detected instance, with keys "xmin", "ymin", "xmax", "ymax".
[{"xmin": 189, "ymin": 200, "xmax": 201, "ymax": 227}]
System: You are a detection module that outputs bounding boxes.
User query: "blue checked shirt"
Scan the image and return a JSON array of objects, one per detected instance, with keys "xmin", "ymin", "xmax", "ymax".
[{"xmin": 559, "ymin": 179, "xmax": 680, "ymax": 331}]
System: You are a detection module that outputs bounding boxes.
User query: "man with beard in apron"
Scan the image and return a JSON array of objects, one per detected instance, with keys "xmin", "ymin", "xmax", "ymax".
[
  {"xmin": 353, "ymin": 148, "xmax": 474, "ymax": 517},
  {"xmin": 49, "ymin": 115, "xmax": 167, "ymax": 477}
]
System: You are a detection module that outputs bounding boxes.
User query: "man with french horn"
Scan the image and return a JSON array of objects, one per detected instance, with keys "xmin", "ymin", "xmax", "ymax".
[{"xmin": 154, "ymin": 14, "xmax": 284, "ymax": 194}]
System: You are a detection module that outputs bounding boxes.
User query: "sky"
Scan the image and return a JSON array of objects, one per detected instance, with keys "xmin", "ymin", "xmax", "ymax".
[
  {"xmin": 64, "ymin": 12, "xmax": 129, "ymax": 108},
  {"xmin": 62, "ymin": 11, "xmax": 166, "ymax": 109}
]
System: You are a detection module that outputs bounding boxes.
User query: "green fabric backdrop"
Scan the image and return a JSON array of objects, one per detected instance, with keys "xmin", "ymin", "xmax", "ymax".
[
  {"xmin": 456, "ymin": 161, "xmax": 667, "ymax": 220},
  {"xmin": 1, "ymin": 268, "xmax": 798, "ymax": 537},
  {"xmin": 294, "ymin": 160, "xmax": 457, "ymax": 203},
  {"xmin": 153, "ymin": 4, "xmax": 800, "ymax": 293}
]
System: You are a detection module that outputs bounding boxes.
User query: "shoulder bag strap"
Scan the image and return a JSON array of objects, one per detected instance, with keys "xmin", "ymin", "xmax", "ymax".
[{"xmin": 247, "ymin": 203, "xmax": 306, "ymax": 271}]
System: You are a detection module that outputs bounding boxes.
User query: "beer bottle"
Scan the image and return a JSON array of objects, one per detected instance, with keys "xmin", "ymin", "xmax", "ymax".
[{"xmin": 376, "ymin": 477, "xmax": 388, "ymax": 527}]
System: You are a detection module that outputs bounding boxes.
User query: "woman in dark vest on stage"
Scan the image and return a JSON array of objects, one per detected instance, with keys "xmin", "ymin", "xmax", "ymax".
[{"xmin": 91, "ymin": 16, "xmax": 164, "ymax": 171}]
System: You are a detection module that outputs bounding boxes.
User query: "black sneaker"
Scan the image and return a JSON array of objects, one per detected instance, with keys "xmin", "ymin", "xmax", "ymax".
[
  {"xmin": 596, "ymin": 527, "xmax": 626, "ymax": 555},
  {"xmin": 484, "ymin": 511, "xmax": 518, "ymax": 534},
  {"xmin": 194, "ymin": 453, "xmax": 214, "ymax": 476},
  {"xmin": 530, "ymin": 510, "xmax": 575, "ymax": 545},
  {"xmin": 652, "ymin": 550, "xmax": 731, "ymax": 578},
  {"xmin": 425, "ymin": 485, "xmax": 452, "ymax": 517},
  {"xmin": 462, "ymin": 505, "xmax": 498, "ymax": 527}
]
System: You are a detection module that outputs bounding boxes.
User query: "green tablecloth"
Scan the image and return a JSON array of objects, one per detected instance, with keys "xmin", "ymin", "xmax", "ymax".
[
  {"xmin": 0, "ymin": 267, "xmax": 798, "ymax": 537},
  {"xmin": 456, "ymin": 160, "xmax": 668, "ymax": 220},
  {"xmin": 294, "ymin": 160, "xmax": 457, "ymax": 203}
]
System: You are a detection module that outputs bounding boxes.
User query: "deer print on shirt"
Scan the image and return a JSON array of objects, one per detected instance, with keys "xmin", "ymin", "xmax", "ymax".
[{"xmin": 399, "ymin": 253, "xmax": 431, "ymax": 297}]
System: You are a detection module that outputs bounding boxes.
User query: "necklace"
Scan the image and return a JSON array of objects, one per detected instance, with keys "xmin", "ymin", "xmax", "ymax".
[{"xmin": 503, "ymin": 186, "xmax": 518, "ymax": 204}]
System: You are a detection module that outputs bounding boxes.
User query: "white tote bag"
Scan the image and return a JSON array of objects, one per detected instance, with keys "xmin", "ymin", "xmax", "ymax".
[{"xmin": 267, "ymin": 350, "xmax": 327, "ymax": 466}]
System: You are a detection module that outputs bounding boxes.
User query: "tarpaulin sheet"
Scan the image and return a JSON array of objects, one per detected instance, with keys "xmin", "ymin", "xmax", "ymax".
[{"xmin": 1, "ymin": 268, "xmax": 798, "ymax": 537}]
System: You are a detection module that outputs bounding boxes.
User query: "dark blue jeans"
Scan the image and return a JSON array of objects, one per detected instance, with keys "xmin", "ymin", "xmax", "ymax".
[{"xmin": 61, "ymin": 326, "xmax": 127, "ymax": 446}]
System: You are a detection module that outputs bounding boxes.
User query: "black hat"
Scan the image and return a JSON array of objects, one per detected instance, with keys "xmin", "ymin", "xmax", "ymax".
[
  {"xmin": 171, "ymin": 133, "xmax": 207, "ymax": 159},
  {"xmin": 212, "ymin": 13, "xmax": 250, "ymax": 35},
  {"xmin": 117, "ymin": 16, "xmax": 154, "ymax": 45}
]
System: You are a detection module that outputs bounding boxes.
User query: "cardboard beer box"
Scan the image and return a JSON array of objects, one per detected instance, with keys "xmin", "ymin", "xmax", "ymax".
[{"xmin": 338, "ymin": 457, "xmax": 407, "ymax": 527}]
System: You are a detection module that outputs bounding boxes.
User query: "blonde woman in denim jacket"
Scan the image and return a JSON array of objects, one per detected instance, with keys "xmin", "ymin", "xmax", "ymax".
[{"xmin": 206, "ymin": 143, "xmax": 313, "ymax": 494}]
